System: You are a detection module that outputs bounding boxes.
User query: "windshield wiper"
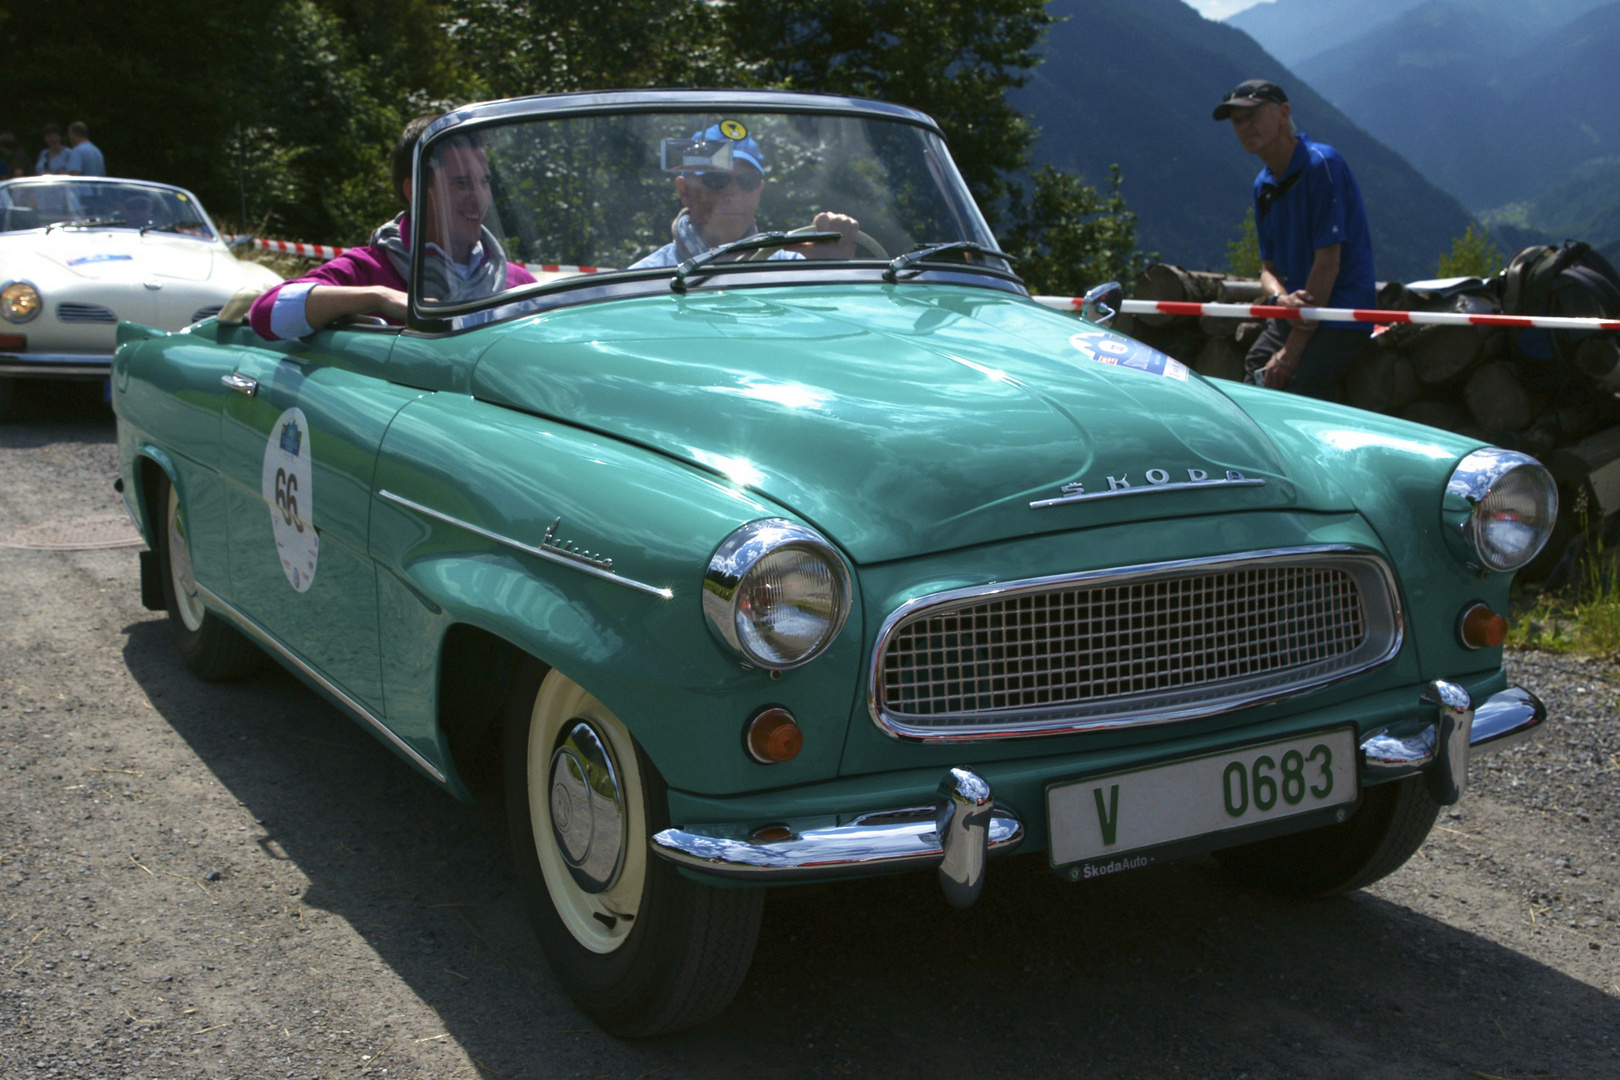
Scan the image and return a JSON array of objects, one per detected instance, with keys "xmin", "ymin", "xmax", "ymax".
[
  {"xmin": 671, "ymin": 230, "xmax": 842, "ymax": 292},
  {"xmin": 884, "ymin": 241, "xmax": 1016, "ymax": 282},
  {"xmin": 45, "ymin": 216, "xmax": 127, "ymax": 233}
]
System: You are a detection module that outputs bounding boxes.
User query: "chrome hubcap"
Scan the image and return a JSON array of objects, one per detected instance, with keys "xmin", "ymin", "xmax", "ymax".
[
  {"xmin": 548, "ymin": 720, "xmax": 626, "ymax": 893},
  {"xmin": 167, "ymin": 489, "xmax": 205, "ymax": 632}
]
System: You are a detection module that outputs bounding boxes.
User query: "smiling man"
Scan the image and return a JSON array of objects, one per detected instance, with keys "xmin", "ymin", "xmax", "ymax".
[
  {"xmin": 249, "ymin": 114, "xmax": 536, "ymax": 341},
  {"xmin": 1215, "ymin": 79, "xmax": 1375, "ymax": 398},
  {"xmin": 632, "ymin": 122, "xmax": 858, "ymax": 268}
]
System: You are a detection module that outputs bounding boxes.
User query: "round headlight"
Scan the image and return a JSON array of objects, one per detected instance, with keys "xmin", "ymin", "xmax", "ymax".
[
  {"xmin": 703, "ymin": 519, "xmax": 852, "ymax": 670},
  {"xmin": 1, "ymin": 281, "xmax": 41, "ymax": 323},
  {"xmin": 1445, "ymin": 449, "xmax": 1558, "ymax": 572}
]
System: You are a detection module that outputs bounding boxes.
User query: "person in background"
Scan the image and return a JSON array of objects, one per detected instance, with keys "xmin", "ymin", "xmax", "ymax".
[
  {"xmin": 67, "ymin": 122, "xmax": 105, "ymax": 176},
  {"xmin": 1214, "ymin": 79, "xmax": 1375, "ymax": 399},
  {"xmin": 248, "ymin": 113, "xmax": 536, "ymax": 340},
  {"xmin": 35, "ymin": 124, "xmax": 74, "ymax": 175},
  {"xmin": 0, "ymin": 133, "xmax": 26, "ymax": 179}
]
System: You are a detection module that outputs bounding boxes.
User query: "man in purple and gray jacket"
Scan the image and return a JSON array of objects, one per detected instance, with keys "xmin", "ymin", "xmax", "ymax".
[{"xmin": 249, "ymin": 115, "xmax": 536, "ymax": 341}]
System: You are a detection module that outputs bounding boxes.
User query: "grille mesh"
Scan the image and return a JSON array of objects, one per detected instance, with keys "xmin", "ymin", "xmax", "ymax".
[
  {"xmin": 57, "ymin": 302, "xmax": 117, "ymax": 323},
  {"xmin": 877, "ymin": 559, "xmax": 1389, "ymax": 733},
  {"xmin": 190, "ymin": 305, "xmax": 222, "ymax": 324}
]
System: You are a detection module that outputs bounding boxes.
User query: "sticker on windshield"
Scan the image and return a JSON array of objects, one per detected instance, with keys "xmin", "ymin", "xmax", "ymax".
[
  {"xmin": 719, "ymin": 119, "xmax": 749, "ymax": 140},
  {"xmin": 1069, "ymin": 330, "xmax": 1189, "ymax": 381},
  {"xmin": 67, "ymin": 254, "xmax": 133, "ymax": 266},
  {"xmin": 261, "ymin": 406, "xmax": 318, "ymax": 593}
]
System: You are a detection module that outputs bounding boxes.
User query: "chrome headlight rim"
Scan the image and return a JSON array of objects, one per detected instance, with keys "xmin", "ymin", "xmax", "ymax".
[
  {"xmin": 1, "ymin": 279, "xmax": 42, "ymax": 323},
  {"xmin": 1445, "ymin": 448, "xmax": 1558, "ymax": 573},
  {"xmin": 702, "ymin": 518, "xmax": 852, "ymax": 671}
]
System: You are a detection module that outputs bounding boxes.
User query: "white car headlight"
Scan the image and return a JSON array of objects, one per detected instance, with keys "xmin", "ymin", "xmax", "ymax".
[
  {"xmin": 1, "ymin": 281, "xmax": 41, "ymax": 323},
  {"xmin": 703, "ymin": 519, "xmax": 852, "ymax": 670},
  {"xmin": 1445, "ymin": 449, "xmax": 1558, "ymax": 572}
]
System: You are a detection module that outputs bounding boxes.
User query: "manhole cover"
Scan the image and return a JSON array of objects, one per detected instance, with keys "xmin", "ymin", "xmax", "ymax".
[{"xmin": 0, "ymin": 513, "xmax": 145, "ymax": 551}]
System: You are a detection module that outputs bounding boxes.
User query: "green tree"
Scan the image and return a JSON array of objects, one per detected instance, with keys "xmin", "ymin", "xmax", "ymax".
[
  {"xmin": 1436, "ymin": 223, "xmax": 1504, "ymax": 278},
  {"xmin": 1001, "ymin": 164, "xmax": 1148, "ymax": 296},
  {"xmin": 724, "ymin": 0, "xmax": 1052, "ymax": 227},
  {"xmin": 1226, "ymin": 208, "xmax": 1261, "ymax": 279}
]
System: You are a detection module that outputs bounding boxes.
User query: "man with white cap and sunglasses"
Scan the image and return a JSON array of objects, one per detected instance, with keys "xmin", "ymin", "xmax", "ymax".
[
  {"xmin": 632, "ymin": 121, "xmax": 859, "ymax": 268},
  {"xmin": 1214, "ymin": 79, "xmax": 1376, "ymax": 399}
]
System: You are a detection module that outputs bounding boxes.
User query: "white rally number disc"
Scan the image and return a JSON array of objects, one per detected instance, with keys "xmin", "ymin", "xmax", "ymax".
[{"xmin": 261, "ymin": 407, "xmax": 319, "ymax": 592}]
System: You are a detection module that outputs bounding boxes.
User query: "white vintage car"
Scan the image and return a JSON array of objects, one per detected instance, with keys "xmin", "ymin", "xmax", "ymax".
[{"xmin": 0, "ymin": 176, "xmax": 282, "ymax": 413}]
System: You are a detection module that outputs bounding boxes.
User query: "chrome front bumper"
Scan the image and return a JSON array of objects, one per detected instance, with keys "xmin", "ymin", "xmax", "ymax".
[
  {"xmin": 0, "ymin": 351, "xmax": 112, "ymax": 378},
  {"xmin": 651, "ymin": 682, "xmax": 1545, "ymax": 903}
]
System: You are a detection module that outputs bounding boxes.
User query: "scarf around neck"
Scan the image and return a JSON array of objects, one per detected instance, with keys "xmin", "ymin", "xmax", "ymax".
[
  {"xmin": 373, "ymin": 213, "xmax": 508, "ymax": 304},
  {"xmin": 670, "ymin": 208, "xmax": 760, "ymax": 263}
]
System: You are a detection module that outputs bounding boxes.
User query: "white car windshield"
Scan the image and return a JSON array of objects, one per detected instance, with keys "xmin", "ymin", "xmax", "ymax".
[
  {"xmin": 411, "ymin": 107, "xmax": 1005, "ymax": 311},
  {"xmin": 0, "ymin": 180, "xmax": 214, "ymax": 239}
]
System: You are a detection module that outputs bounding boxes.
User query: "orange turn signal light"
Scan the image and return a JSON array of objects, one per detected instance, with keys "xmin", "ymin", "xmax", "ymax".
[
  {"xmin": 1460, "ymin": 603, "xmax": 1507, "ymax": 649},
  {"xmin": 746, "ymin": 707, "xmax": 803, "ymax": 764}
]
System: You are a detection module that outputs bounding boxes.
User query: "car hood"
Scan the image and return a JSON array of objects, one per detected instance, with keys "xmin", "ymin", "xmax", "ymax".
[
  {"xmin": 472, "ymin": 284, "xmax": 1356, "ymax": 562},
  {"xmin": 11, "ymin": 230, "xmax": 218, "ymax": 282}
]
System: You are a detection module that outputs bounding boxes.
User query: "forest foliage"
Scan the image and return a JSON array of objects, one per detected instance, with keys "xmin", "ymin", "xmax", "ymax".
[{"xmin": 1, "ymin": 0, "xmax": 1141, "ymax": 295}]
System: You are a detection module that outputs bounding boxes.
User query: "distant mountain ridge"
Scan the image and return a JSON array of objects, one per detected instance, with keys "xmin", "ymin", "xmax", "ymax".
[
  {"xmin": 1252, "ymin": 0, "xmax": 1620, "ymax": 212},
  {"xmin": 1012, "ymin": 0, "xmax": 1473, "ymax": 281},
  {"xmin": 1228, "ymin": 0, "xmax": 1428, "ymax": 67}
]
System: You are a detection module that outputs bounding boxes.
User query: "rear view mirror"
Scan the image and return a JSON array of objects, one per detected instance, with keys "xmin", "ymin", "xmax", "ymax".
[{"xmin": 1080, "ymin": 281, "xmax": 1123, "ymax": 325}]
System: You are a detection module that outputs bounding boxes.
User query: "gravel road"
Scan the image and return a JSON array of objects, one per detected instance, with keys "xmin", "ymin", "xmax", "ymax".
[{"xmin": 3, "ymin": 383, "xmax": 1618, "ymax": 1080}]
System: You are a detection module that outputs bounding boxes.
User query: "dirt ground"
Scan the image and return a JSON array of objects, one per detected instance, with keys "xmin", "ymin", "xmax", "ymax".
[{"xmin": 2, "ymin": 382, "xmax": 1617, "ymax": 1080}]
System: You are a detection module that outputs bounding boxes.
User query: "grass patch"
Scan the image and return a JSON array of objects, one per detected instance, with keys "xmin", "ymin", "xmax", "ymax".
[{"xmin": 1508, "ymin": 537, "xmax": 1620, "ymax": 657}]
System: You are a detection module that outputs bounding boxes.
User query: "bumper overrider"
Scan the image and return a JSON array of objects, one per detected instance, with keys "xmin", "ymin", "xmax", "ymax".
[{"xmin": 650, "ymin": 681, "xmax": 1545, "ymax": 906}]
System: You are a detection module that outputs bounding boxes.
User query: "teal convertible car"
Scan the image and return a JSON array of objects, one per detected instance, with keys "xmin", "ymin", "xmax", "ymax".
[{"xmin": 114, "ymin": 91, "xmax": 1557, "ymax": 1035}]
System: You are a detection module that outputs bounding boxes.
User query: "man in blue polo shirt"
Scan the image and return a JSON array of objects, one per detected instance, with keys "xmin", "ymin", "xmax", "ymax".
[{"xmin": 1214, "ymin": 79, "xmax": 1375, "ymax": 398}]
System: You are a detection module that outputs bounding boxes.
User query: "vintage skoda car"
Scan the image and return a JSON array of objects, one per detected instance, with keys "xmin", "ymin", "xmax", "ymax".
[
  {"xmin": 0, "ymin": 176, "xmax": 281, "ymax": 413},
  {"xmin": 113, "ymin": 91, "xmax": 1556, "ymax": 1036}
]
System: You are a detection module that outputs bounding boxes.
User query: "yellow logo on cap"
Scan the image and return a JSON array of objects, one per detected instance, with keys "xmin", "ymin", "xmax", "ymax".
[{"xmin": 719, "ymin": 119, "xmax": 748, "ymax": 141}]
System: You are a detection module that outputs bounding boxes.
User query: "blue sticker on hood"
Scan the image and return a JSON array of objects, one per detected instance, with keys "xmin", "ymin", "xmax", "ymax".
[
  {"xmin": 1069, "ymin": 330, "xmax": 1189, "ymax": 381},
  {"xmin": 67, "ymin": 254, "xmax": 134, "ymax": 266}
]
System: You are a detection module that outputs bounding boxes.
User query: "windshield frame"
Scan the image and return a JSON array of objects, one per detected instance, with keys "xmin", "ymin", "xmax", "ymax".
[
  {"xmin": 404, "ymin": 89, "xmax": 1015, "ymax": 333},
  {"xmin": 0, "ymin": 177, "xmax": 221, "ymax": 242}
]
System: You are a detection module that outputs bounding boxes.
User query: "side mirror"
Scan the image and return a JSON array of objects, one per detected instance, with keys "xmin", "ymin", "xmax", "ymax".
[{"xmin": 1080, "ymin": 281, "xmax": 1123, "ymax": 325}]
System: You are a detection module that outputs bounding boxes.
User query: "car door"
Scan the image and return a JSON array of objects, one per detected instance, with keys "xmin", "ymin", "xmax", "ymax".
[{"xmin": 217, "ymin": 326, "xmax": 419, "ymax": 712}]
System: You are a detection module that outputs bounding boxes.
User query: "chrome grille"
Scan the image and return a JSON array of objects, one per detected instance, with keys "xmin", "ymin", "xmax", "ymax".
[
  {"xmin": 871, "ymin": 548, "xmax": 1401, "ymax": 741},
  {"xmin": 57, "ymin": 302, "xmax": 117, "ymax": 323}
]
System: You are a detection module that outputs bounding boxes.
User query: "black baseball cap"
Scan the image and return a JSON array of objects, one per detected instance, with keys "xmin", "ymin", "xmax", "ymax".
[{"xmin": 1212, "ymin": 79, "xmax": 1288, "ymax": 120}]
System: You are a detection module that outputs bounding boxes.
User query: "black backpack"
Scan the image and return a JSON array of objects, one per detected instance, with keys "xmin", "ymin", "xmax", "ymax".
[{"xmin": 1502, "ymin": 241, "xmax": 1620, "ymax": 397}]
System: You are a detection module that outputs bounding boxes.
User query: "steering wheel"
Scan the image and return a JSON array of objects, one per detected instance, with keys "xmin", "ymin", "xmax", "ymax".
[{"xmin": 741, "ymin": 225, "xmax": 889, "ymax": 261}]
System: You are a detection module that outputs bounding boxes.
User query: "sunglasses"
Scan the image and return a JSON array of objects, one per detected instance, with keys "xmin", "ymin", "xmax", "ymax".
[{"xmin": 696, "ymin": 169, "xmax": 763, "ymax": 193}]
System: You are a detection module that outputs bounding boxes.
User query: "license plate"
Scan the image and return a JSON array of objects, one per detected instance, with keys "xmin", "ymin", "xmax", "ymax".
[{"xmin": 1047, "ymin": 727, "xmax": 1359, "ymax": 868}]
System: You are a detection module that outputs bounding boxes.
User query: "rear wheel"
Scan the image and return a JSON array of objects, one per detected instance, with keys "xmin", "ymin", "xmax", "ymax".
[
  {"xmin": 155, "ymin": 474, "xmax": 261, "ymax": 681},
  {"xmin": 1215, "ymin": 775, "xmax": 1440, "ymax": 898},
  {"xmin": 503, "ymin": 661, "xmax": 761, "ymax": 1036}
]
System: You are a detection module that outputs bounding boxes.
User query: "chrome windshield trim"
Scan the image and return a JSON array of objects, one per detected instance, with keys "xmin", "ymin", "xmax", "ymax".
[
  {"xmin": 867, "ymin": 545, "xmax": 1404, "ymax": 743},
  {"xmin": 195, "ymin": 584, "xmax": 447, "ymax": 784},
  {"xmin": 377, "ymin": 489, "xmax": 673, "ymax": 599}
]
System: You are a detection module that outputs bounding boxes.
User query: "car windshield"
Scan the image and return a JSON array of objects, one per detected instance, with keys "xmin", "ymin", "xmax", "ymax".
[
  {"xmin": 0, "ymin": 180, "xmax": 214, "ymax": 238},
  {"xmin": 412, "ymin": 107, "xmax": 1004, "ymax": 312}
]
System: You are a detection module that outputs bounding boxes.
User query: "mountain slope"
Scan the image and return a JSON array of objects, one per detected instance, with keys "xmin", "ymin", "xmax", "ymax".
[
  {"xmin": 1228, "ymin": 0, "xmax": 1427, "ymax": 67},
  {"xmin": 1292, "ymin": 0, "xmax": 1620, "ymax": 211},
  {"xmin": 1013, "ymin": 0, "xmax": 1474, "ymax": 280}
]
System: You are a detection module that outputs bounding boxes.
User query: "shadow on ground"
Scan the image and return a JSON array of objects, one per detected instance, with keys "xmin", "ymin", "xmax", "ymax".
[{"xmin": 123, "ymin": 611, "xmax": 1620, "ymax": 1080}]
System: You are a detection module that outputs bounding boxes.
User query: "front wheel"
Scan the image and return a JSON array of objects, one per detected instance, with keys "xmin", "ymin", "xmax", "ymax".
[
  {"xmin": 1215, "ymin": 775, "xmax": 1440, "ymax": 898},
  {"xmin": 155, "ymin": 474, "xmax": 261, "ymax": 681},
  {"xmin": 503, "ymin": 661, "xmax": 762, "ymax": 1036}
]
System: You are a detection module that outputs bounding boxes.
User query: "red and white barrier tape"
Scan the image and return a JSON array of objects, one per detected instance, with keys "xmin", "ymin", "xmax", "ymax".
[
  {"xmin": 229, "ymin": 235, "xmax": 606, "ymax": 276},
  {"xmin": 1033, "ymin": 296, "xmax": 1620, "ymax": 333}
]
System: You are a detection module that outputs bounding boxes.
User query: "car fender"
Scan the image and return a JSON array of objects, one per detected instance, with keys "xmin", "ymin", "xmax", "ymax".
[{"xmin": 369, "ymin": 393, "xmax": 868, "ymax": 796}]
